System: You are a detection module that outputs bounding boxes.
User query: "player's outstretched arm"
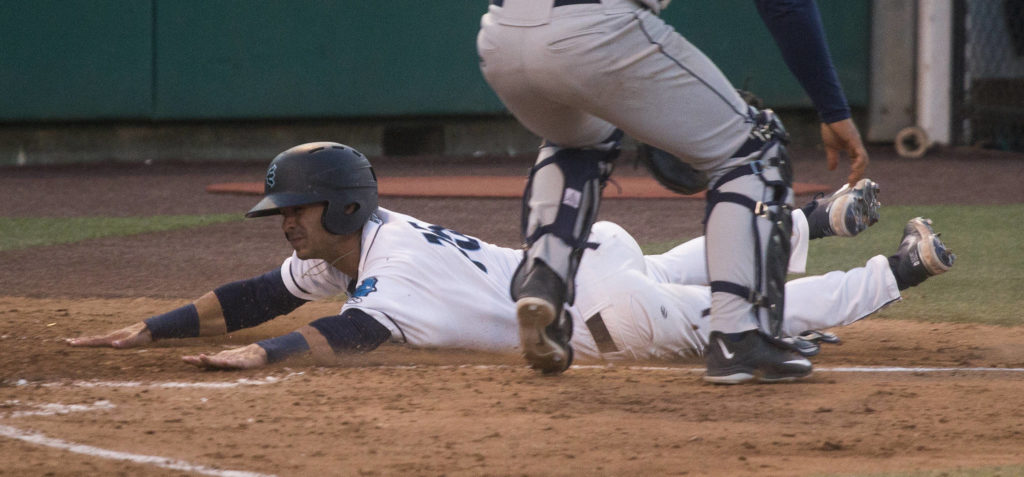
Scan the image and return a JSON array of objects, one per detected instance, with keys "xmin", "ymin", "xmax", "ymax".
[
  {"xmin": 181, "ymin": 310, "xmax": 393, "ymax": 371},
  {"xmin": 67, "ymin": 270, "xmax": 308, "ymax": 349},
  {"xmin": 66, "ymin": 291, "xmax": 227, "ymax": 348},
  {"xmin": 65, "ymin": 321, "xmax": 153, "ymax": 348},
  {"xmin": 182, "ymin": 324, "xmax": 323, "ymax": 370}
]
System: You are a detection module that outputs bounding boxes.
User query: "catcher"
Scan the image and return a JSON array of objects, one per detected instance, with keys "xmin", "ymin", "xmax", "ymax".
[{"xmin": 67, "ymin": 143, "xmax": 954, "ymax": 382}]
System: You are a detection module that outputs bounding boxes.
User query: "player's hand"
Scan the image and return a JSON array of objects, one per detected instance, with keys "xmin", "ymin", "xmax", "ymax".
[
  {"xmin": 820, "ymin": 118, "xmax": 869, "ymax": 187},
  {"xmin": 66, "ymin": 322, "xmax": 152, "ymax": 348},
  {"xmin": 182, "ymin": 344, "xmax": 268, "ymax": 370}
]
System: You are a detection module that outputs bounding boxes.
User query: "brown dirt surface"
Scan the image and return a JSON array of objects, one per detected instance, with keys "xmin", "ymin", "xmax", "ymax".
[{"xmin": 1, "ymin": 145, "xmax": 1023, "ymax": 476}]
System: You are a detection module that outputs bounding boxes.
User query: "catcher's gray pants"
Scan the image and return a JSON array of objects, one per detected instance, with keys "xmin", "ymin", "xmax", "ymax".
[{"xmin": 478, "ymin": 0, "xmax": 778, "ymax": 333}]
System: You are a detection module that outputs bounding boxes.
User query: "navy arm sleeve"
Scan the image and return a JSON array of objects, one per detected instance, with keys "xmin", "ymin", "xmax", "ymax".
[
  {"xmin": 256, "ymin": 308, "xmax": 392, "ymax": 363},
  {"xmin": 754, "ymin": 0, "xmax": 850, "ymax": 123},
  {"xmin": 214, "ymin": 269, "xmax": 310, "ymax": 332},
  {"xmin": 144, "ymin": 304, "xmax": 200, "ymax": 340}
]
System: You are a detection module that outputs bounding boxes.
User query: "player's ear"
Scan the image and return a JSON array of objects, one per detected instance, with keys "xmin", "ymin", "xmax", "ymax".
[{"xmin": 344, "ymin": 203, "xmax": 360, "ymax": 215}]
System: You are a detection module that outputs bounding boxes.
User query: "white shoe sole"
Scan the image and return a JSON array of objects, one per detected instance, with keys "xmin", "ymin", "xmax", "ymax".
[
  {"xmin": 703, "ymin": 372, "xmax": 756, "ymax": 385},
  {"xmin": 908, "ymin": 218, "xmax": 952, "ymax": 275},
  {"xmin": 516, "ymin": 297, "xmax": 569, "ymax": 374},
  {"xmin": 828, "ymin": 179, "xmax": 879, "ymax": 237},
  {"xmin": 703, "ymin": 370, "xmax": 811, "ymax": 384}
]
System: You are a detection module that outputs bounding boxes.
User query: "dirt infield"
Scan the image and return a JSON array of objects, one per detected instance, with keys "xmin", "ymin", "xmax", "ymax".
[{"xmin": 2, "ymin": 145, "xmax": 1024, "ymax": 476}]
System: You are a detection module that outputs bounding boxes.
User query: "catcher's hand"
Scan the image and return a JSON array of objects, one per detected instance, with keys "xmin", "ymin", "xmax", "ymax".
[
  {"xmin": 821, "ymin": 118, "xmax": 869, "ymax": 187},
  {"xmin": 66, "ymin": 322, "xmax": 152, "ymax": 348},
  {"xmin": 182, "ymin": 344, "xmax": 268, "ymax": 370}
]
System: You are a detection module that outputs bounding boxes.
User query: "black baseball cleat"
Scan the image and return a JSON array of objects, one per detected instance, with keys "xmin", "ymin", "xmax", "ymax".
[
  {"xmin": 889, "ymin": 217, "xmax": 956, "ymax": 290},
  {"xmin": 703, "ymin": 330, "xmax": 812, "ymax": 384},
  {"xmin": 803, "ymin": 178, "xmax": 881, "ymax": 239},
  {"xmin": 512, "ymin": 261, "xmax": 574, "ymax": 375}
]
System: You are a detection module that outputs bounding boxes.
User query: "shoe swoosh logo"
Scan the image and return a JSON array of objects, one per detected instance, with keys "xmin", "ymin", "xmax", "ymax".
[{"xmin": 717, "ymin": 337, "xmax": 735, "ymax": 360}]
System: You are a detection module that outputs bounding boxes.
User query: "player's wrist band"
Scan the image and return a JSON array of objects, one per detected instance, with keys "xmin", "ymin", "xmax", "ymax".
[
  {"xmin": 143, "ymin": 304, "xmax": 200, "ymax": 340},
  {"xmin": 257, "ymin": 332, "xmax": 311, "ymax": 363}
]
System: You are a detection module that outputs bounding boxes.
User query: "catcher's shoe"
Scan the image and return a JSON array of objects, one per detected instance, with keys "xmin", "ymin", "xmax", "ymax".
[
  {"xmin": 889, "ymin": 217, "xmax": 956, "ymax": 290},
  {"xmin": 704, "ymin": 330, "xmax": 812, "ymax": 384},
  {"xmin": 804, "ymin": 178, "xmax": 881, "ymax": 239},
  {"xmin": 512, "ymin": 261, "xmax": 574, "ymax": 375}
]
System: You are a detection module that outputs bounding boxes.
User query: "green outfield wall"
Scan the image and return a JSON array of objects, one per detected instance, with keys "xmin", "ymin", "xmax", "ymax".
[{"xmin": 0, "ymin": 1, "xmax": 869, "ymax": 122}]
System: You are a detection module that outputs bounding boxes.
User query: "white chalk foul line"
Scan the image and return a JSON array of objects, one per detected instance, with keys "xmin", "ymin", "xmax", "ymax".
[
  {"xmin": 11, "ymin": 372, "xmax": 304, "ymax": 390},
  {"xmin": 371, "ymin": 364, "xmax": 1024, "ymax": 374},
  {"xmin": 573, "ymin": 365, "xmax": 1024, "ymax": 373},
  {"xmin": 820, "ymin": 366, "xmax": 1024, "ymax": 373},
  {"xmin": 3, "ymin": 400, "xmax": 116, "ymax": 419},
  {"xmin": 0, "ymin": 424, "xmax": 274, "ymax": 477}
]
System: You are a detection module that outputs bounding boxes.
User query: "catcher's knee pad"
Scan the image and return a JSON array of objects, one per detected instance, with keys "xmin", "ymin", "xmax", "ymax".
[
  {"xmin": 705, "ymin": 109, "xmax": 794, "ymax": 336},
  {"xmin": 515, "ymin": 131, "xmax": 622, "ymax": 304}
]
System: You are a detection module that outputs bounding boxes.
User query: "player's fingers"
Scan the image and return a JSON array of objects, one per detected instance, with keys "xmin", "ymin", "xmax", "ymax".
[
  {"xmin": 66, "ymin": 335, "xmax": 116, "ymax": 347},
  {"xmin": 847, "ymin": 148, "xmax": 869, "ymax": 187},
  {"xmin": 847, "ymin": 169, "xmax": 860, "ymax": 187},
  {"xmin": 820, "ymin": 123, "xmax": 840, "ymax": 171},
  {"xmin": 198, "ymin": 353, "xmax": 236, "ymax": 369},
  {"xmin": 197, "ymin": 346, "xmax": 267, "ymax": 370},
  {"xmin": 181, "ymin": 354, "xmax": 207, "ymax": 367}
]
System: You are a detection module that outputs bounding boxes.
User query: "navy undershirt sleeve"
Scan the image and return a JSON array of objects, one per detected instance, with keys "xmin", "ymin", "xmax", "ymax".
[
  {"xmin": 144, "ymin": 304, "xmax": 200, "ymax": 340},
  {"xmin": 214, "ymin": 270, "xmax": 309, "ymax": 332},
  {"xmin": 754, "ymin": 0, "xmax": 851, "ymax": 123},
  {"xmin": 307, "ymin": 309, "xmax": 392, "ymax": 353},
  {"xmin": 255, "ymin": 308, "xmax": 392, "ymax": 363},
  {"xmin": 257, "ymin": 331, "xmax": 310, "ymax": 363}
]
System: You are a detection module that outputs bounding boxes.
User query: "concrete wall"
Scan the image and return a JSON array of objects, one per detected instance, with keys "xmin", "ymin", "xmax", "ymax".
[{"xmin": 0, "ymin": 1, "xmax": 870, "ymax": 165}]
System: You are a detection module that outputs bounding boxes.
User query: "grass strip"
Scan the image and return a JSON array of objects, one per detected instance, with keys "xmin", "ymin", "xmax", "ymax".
[{"xmin": 0, "ymin": 214, "xmax": 242, "ymax": 251}]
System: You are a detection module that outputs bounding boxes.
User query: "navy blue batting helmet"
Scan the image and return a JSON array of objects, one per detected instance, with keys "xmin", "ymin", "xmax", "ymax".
[{"xmin": 245, "ymin": 142, "xmax": 378, "ymax": 235}]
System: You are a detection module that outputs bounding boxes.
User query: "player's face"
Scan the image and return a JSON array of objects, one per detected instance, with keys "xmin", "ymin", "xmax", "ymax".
[{"xmin": 280, "ymin": 204, "xmax": 346, "ymax": 260}]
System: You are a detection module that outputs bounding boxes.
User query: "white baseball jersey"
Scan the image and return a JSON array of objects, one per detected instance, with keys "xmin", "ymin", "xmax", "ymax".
[
  {"xmin": 279, "ymin": 207, "xmax": 523, "ymax": 352},
  {"xmin": 278, "ymin": 207, "xmax": 901, "ymax": 361}
]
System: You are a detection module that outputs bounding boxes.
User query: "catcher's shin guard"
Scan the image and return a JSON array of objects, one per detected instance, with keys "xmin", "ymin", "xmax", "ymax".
[
  {"xmin": 705, "ymin": 109, "xmax": 794, "ymax": 337},
  {"xmin": 512, "ymin": 132, "xmax": 621, "ymax": 306},
  {"xmin": 511, "ymin": 132, "xmax": 620, "ymax": 374}
]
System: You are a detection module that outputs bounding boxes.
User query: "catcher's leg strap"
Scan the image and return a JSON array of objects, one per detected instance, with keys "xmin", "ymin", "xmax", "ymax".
[
  {"xmin": 513, "ymin": 130, "xmax": 621, "ymax": 305},
  {"xmin": 707, "ymin": 108, "xmax": 793, "ymax": 191},
  {"xmin": 704, "ymin": 109, "xmax": 793, "ymax": 336}
]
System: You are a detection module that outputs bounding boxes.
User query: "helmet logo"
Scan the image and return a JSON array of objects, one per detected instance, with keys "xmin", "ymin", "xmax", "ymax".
[{"xmin": 266, "ymin": 164, "xmax": 278, "ymax": 188}]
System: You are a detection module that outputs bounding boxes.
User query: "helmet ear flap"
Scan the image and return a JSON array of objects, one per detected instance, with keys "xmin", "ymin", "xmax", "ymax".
[
  {"xmin": 321, "ymin": 202, "xmax": 363, "ymax": 235},
  {"xmin": 319, "ymin": 201, "xmax": 334, "ymax": 235}
]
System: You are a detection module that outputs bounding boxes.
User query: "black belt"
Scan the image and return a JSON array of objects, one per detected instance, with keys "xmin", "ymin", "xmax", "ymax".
[
  {"xmin": 586, "ymin": 313, "xmax": 619, "ymax": 354},
  {"xmin": 491, "ymin": 0, "xmax": 601, "ymax": 7}
]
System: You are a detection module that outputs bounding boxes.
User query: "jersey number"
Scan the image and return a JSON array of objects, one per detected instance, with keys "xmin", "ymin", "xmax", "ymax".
[{"xmin": 408, "ymin": 221, "xmax": 488, "ymax": 273}]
